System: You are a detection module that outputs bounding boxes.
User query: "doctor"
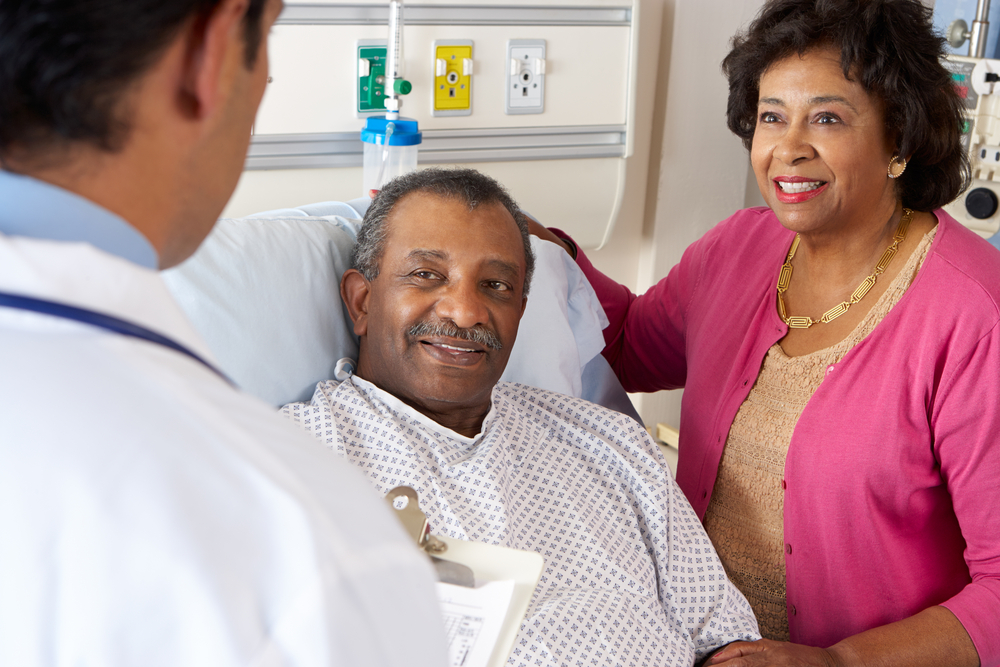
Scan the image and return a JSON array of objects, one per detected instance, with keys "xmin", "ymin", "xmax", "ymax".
[{"xmin": 0, "ymin": 1, "xmax": 448, "ymax": 666}]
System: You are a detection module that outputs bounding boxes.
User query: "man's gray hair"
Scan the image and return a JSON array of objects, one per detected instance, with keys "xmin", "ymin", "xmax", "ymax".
[{"xmin": 353, "ymin": 168, "xmax": 535, "ymax": 295}]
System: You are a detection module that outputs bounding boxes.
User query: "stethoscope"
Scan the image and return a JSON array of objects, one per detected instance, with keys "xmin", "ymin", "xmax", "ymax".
[{"xmin": 0, "ymin": 291, "xmax": 233, "ymax": 385}]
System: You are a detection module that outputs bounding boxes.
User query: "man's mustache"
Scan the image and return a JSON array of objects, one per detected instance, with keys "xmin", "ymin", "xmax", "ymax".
[{"xmin": 408, "ymin": 320, "xmax": 503, "ymax": 351}]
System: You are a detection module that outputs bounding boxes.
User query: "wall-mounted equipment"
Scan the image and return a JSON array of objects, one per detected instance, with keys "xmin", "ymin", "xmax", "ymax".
[
  {"xmin": 360, "ymin": 0, "xmax": 421, "ymax": 192},
  {"xmin": 237, "ymin": 1, "xmax": 642, "ymax": 250},
  {"xmin": 942, "ymin": 52, "xmax": 1000, "ymax": 237},
  {"xmin": 505, "ymin": 39, "xmax": 546, "ymax": 115},
  {"xmin": 939, "ymin": 0, "xmax": 1000, "ymax": 240},
  {"xmin": 433, "ymin": 40, "xmax": 473, "ymax": 116},
  {"xmin": 361, "ymin": 117, "xmax": 422, "ymax": 192},
  {"xmin": 356, "ymin": 39, "xmax": 388, "ymax": 116},
  {"xmin": 946, "ymin": 0, "xmax": 992, "ymax": 58}
]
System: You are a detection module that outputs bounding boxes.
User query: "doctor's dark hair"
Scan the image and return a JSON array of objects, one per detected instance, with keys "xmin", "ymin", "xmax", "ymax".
[
  {"xmin": 723, "ymin": 0, "xmax": 970, "ymax": 211},
  {"xmin": 354, "ymin": 168, "xmax": 536, "ymax": 296},
  {"xmin": 0, "ymin": 0, "xmax": 268, "ymax": 158}
]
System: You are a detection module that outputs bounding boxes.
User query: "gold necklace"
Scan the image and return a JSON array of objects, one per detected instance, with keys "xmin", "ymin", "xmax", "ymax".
[{"xmin": 777, "ymin": 208, "xmax": 913, "ymax": 329}]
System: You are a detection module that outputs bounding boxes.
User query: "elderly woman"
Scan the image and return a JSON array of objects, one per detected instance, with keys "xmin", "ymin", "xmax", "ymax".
[{"xmin": 533, "ymin": 0, "xmax": 1000, "ymax": 665}]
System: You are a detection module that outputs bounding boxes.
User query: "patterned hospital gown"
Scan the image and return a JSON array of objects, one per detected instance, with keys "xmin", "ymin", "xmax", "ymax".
[{"xmin": 282, "ymin": 377, "xmax": 758, "ymax": 666}]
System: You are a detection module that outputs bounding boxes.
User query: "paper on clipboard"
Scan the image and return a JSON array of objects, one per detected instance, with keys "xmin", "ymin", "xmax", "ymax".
[
  {"xmin": 431, "ymin": 535, "xmax": 544, "ymax": 667},
  {"xmin": 437, "ymin": 579, "xmax": 515, "ymax": 667},
  {"xmin": 383, "ymin": 488, "xmax": 543, "ymax": 667}
]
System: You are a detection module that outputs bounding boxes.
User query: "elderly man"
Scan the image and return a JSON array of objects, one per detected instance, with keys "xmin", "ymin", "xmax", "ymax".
[
  {"xmin": 0, "ymin": 1, "xmax": 447, "ymax": 665},
  {"xmin": 282, "ymin": 168, "xmax": 760, "ymax": 667}
]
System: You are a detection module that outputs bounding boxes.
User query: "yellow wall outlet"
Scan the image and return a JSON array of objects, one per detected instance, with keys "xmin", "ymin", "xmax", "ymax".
[{"xmin": 433, "ymin": 40, "xmax": 472, "ymax": 116}]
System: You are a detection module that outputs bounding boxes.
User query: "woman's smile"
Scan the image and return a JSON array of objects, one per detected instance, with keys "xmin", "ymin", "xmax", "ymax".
[{"xmin": 773, "ymin": 177, "xmax": 828, "ymax": 203}]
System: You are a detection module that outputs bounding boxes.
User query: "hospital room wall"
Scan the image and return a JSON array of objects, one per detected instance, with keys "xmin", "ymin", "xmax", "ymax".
[{"xmin": 598, "ymin": 0, "xmax": 766, "ymax": 429}]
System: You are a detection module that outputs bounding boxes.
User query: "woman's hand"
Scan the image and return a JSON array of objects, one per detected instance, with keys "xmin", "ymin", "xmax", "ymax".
[
  {"xmin": 524, "ymin": 215, "xmax": 576, "ymax": 258},
  {"xmin": 705, "ymin": 605, "xmax": 979, "ymax": 667},
  {"xmin": 706, "ymin": 639, "xmax": 844, "ymax": 667}
]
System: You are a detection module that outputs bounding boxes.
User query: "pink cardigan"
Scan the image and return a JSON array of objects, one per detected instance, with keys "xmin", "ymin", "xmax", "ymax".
[{"xmin": 567, "ymin": 208, "xmax": 1000, "ymax": 664}]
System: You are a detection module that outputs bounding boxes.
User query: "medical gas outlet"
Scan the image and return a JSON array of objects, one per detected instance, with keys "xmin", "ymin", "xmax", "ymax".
[
  {"xmin": 356, "ymin": 39, "xmax": 412, "ymax": 117},
  {"xmin": 432, "ymin": 40, "xmax": 473, "ymax": 116},
  {"xmin": 943, "ymin": 55, "xmax": 1000, "ymax": 237},
  {"xmin": 356, "ymin": 40, "xmax": 388, "ymax": 116},
  {"xmin": 506, "ymin": 39, "xmax": 546, "ymax": 115}
]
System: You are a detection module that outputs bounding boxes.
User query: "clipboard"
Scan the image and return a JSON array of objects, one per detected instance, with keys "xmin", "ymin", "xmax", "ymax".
[
  {"xmin": 386, "ymin": 486, "xmax": 544, "ymax": 667},
  {"xmin": 433, "ymin": 535, "xmax": 544, "ymax": 667}
]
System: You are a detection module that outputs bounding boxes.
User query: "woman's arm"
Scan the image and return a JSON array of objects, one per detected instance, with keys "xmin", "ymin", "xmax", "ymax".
[
  {"xmin": 525, "ymin": 217, "xmax": 700, "ymax": 392},
  {"xmin": 706, "ymin": 605, "xmax": 978, "ymax": 667},
  {"xmin": 526, "ymin": 216, "xmax": 575, "ymax": 257}
]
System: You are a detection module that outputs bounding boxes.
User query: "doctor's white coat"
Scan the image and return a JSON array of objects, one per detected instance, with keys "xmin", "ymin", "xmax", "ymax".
[{"xmin": 0, "ymin": 234, "xmax": 449, "ymax": 667}]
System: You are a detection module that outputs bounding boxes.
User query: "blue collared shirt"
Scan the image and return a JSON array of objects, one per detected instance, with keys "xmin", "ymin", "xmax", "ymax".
[{"xmin": 0, "ymin": 170, "xmax": 158, "ymax": 269}]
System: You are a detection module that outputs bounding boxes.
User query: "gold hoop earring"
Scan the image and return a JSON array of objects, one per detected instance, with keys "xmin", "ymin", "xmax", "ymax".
[{"xmin": 888, "ymin": 155, "xmax": 907, "ymax": 179}]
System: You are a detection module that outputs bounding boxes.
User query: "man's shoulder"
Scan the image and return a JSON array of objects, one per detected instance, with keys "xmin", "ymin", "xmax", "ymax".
[
  {"xmin": 493, "ymin": 382, "xmax": 671, "ymax": 484},
  {"xmin": 281, "ymin": 379, "xmax": 356, "ymax": 425},
  {"xmin": 0, "ymin": 266, "xmax": 370, "ymax": 530},
  {"xmin": 284, "ymin": 379, "xmax": 345, "ymax": 408},
  {"xmin": 494, "ymin": 381, "xmax": 651, "ymax": 441},
  {"xmin": 496, "ymin": 379, "xmax": 629, "ymax": 414},
  {"xmin": 4, "ymin": 324, "xmax": 350, "ymax": 490}
]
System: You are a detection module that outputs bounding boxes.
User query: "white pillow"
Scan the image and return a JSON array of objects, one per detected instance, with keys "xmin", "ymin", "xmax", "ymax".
[
  {"xmin": 162, "ymin": 215, "xmax": 360, "ymax": 405},
  {"xmin": 163, "ymin": 202, "xmax": 638, "ymax": 423},
  {"xmin": 500, "ymin": 236, "xmax": 607, "ymax": 396}
]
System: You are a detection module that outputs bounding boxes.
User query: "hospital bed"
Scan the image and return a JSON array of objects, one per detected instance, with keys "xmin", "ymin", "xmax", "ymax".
[{"xmin": 161, "ymin": 200, "xmax": 643, "ymax": 424}]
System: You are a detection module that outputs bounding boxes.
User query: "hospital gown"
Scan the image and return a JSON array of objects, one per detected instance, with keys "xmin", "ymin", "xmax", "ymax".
[{"xmin": 282, "ymin": 376, "xmax": 759, "ymax": 667}]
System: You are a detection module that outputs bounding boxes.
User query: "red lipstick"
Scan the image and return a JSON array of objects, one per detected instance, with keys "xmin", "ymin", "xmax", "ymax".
[{"xmin": 773, "ymin": 176, "xmax": 828, "ymax": 204}]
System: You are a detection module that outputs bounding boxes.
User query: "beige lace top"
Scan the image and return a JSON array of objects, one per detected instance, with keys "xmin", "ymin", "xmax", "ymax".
[{"xmin": 701, "ymin": 226, "xmax": 937, "ymax": 640}]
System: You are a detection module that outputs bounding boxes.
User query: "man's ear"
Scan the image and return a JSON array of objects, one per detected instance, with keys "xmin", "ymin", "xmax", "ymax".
[
  {"xmin": 341, "ymin": 268, "xmax": 372, "ymax": 337},
  {"xmin": 179, "ymin": 0, "xmax": 250, "ymax": 121},
  {"xmin": 521, "ymin": 295, "xmax": 528, "ymax": 317}
]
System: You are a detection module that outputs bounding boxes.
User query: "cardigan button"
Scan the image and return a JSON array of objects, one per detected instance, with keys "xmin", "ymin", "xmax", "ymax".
[
  {"xmin": 791, "ymin": 604, "xmax": 797, "ymax": 616},
  {"xmin": 785, "ymin": 543, "xmax": 792, "ymax": 555},
  {"xmin": 701, "ymin": 490, "xmax": 708, "ymax": 499},
  {"xmin": 781, "ymin": 479, "xmax": 787, "ymax": 490}
]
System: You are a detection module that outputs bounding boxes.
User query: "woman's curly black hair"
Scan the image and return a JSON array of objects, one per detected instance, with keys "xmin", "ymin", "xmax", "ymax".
[{"xmin": 723, "ymin": 0, "xmax": 970, "ymax": 211}]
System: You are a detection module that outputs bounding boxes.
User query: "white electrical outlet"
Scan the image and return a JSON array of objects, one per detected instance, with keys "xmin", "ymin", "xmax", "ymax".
[
  {"xmin": 979, "ymin": 145, "xmax": 1000, "ymax": 165},
  {"xmin": 505, "ymin": 39, "xmax": 545, "ymax": 115}
]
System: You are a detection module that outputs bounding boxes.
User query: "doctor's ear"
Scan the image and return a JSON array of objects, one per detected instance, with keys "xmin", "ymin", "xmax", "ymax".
[
  {"xmin": 179, "ymin": 0, "xmax": 252, "ymax": 121},
  {"xmin": 341, "ymin": 268, "xmax": 371, "ymax": 336}
]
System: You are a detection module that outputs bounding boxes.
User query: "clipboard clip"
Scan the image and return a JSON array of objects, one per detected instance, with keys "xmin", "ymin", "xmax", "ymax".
[
  {"xmin": 385, "ymin": 486, "xmax": 475, "ymax": 587},
  {"xmin": 385, "ymin": 486, "xmax": 448, "ymax": 555}
]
